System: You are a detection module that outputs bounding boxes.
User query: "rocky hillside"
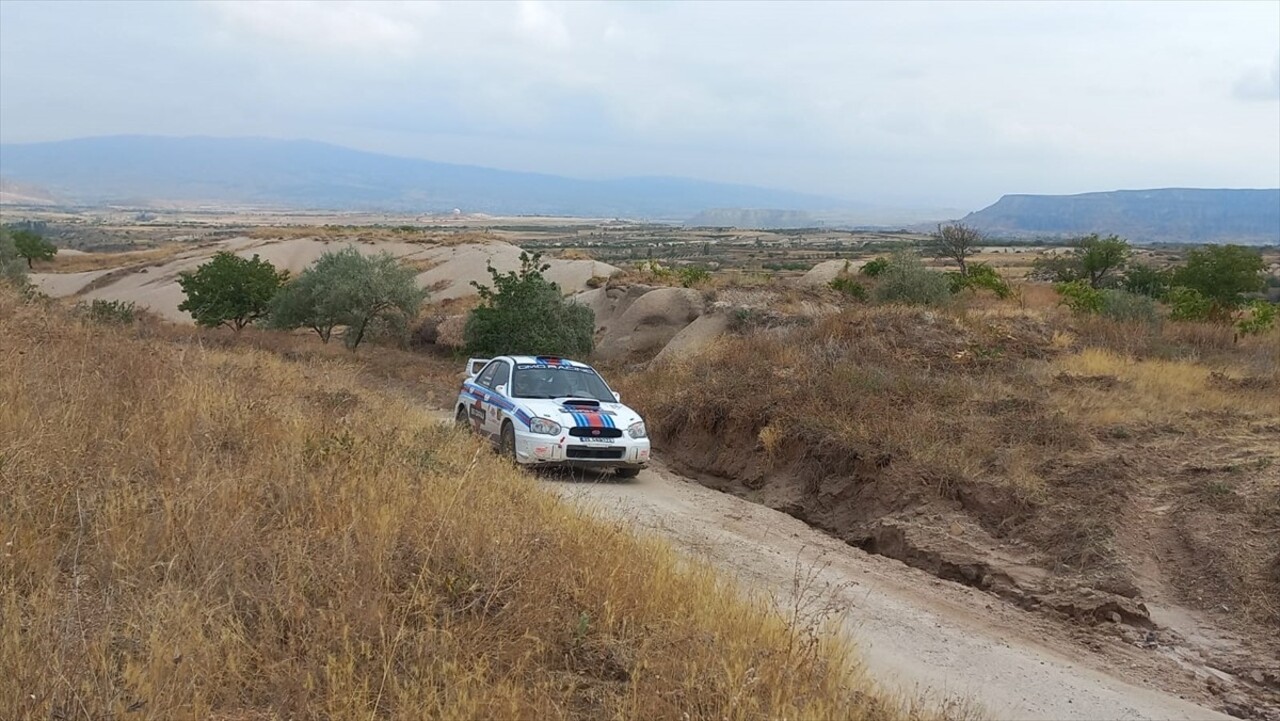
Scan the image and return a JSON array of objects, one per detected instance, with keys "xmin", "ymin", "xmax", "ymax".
[{"xmin": 960, "ymin": 188, "xmax": 1280, "ymax": 244}]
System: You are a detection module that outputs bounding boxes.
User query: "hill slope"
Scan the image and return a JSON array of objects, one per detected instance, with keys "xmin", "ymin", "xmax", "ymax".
[
  {"xmin": 960, "ymin": 189, "xmax": 1280, "ymax": 244},
  {"xmin": 0, "ymin": 135, "xmax": 838, "ymax": 218}
]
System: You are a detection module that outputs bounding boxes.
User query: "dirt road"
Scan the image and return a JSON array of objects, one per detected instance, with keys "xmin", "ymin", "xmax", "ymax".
[{"xmin": 546, "ymin": 461, "xmax": 1232, "ymax": 721}]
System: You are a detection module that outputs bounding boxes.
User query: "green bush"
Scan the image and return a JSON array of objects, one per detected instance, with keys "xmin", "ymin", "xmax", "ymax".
[
  {"xmin": 77, "ymin": 299, "xmax": 137, "ymax": 324},
  {"xmin": 872, "ymin": 251, "xmax": 951, "ymax": 307},
  {"xmin": 268, "ymin": 247, "xmax": 425, "ymax": 350},
  {"xmin": 464, "ymin": 251, "xmax": 594, "ymax": 357},
  {"xmin": 0, "ymin": 228, "xmax": 28, "ymax": 287},
  {"xmin": 1098, "ymin": 289, "xmax": 1159, "ymax": 325},
  {"xmin": 178, "ymin": 252, "xmax": 288, "ymax": 331},
  {"xmin": 1122, "ymin": 263, "xmax": 1172, "ymax": 299},
  {"xmin": 1055, "ymin": 280, "xmax": 1104, "ymax": 315},
  {"xmin": 1166, "ymin": 286, "xmax": 1213, "ymax": 322},
  {"xmin": 948, "ymin": 263, "xmax": 1011, "ymax": 299},
  {"xmin": 1235, "ymin": 300, "xmax": 1277, "ymax": 336},
  {"xmin": 828, "ymin": 275, "xmax": 867, "ymax": 300},
  {"xmin": 676, "ymin": 266, "xmax": 711, "ymax": 287},
  {"xmin": 860, "ymin": 257, "xmax": 891, "ymax": 277}
]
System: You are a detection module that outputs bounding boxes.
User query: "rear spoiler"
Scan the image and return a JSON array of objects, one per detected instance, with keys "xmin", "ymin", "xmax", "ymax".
[{"xmin": 466, "ymin": 358, "xmax": 490, "ymax": 379}]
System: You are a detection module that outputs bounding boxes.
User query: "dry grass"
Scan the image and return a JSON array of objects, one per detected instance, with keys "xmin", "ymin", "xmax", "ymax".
[
  {"xmin": 0, "ymin": 288, "xmax": 923, "ymax": 721},
  {"xmin": 247, "ymin": 226, "xmax": 498, "ymax": 247},
  {"xmin": 1052, "ymin": 348, "xmax": 1279, "ymax": 426},
  {"xmin": 35, "ymin": 244, "xmax": 196, "ymax": 273}
]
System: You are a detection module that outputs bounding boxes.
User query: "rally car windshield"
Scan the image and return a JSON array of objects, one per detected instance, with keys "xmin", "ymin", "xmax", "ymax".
[{"xmin": 511, "ymin": 365, "xmax": 615, "ymax": 401}]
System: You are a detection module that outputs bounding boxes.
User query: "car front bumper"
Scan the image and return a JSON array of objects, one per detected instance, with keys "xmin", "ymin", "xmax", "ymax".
[{"xmin": 512, "ymin": 429, "xmax": 651, "ymax": 469}]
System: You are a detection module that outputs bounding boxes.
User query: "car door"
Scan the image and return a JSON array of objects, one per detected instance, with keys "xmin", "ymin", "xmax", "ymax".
[
  {"xmin": 484, "ymin": 360, "xmax": 512, "ymax": 436},
  {"xmin": 470, "ymin": 361, "xmax": 500, "ymax": 437}
]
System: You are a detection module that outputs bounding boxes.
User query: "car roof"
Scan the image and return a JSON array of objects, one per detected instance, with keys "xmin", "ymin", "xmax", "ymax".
[{"xmin": 505, "ymin": 355, "xmax": 593, "ymax": 369}]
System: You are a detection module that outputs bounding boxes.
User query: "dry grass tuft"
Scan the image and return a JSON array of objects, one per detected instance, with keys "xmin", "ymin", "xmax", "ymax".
[
  {"xmin": 36, "ymin": 244, "xmax": 197, "ymax": 273},
  {"xmin": 0, "ymin": 288, "xmax": 921, "ymax": 721}
]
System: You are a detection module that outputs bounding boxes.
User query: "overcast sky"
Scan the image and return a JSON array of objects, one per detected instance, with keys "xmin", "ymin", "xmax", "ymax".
[{"xmin": 1, "ymin": 0, "xmax": 1277, "ymax": 209}]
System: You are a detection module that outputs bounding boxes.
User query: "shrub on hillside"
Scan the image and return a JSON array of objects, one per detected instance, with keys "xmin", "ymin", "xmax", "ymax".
[
  {"xmin": 676, "ymin": 265, "xmax": 711, "ymax": 287},
  {"xmin": 1098, "ymin": 289, "xmax": 1159, "ymax": 326},
  {"xmin": 829, "ymin": 275, "xmax": 867, "ymax": 300},
  {"xmin": 464, "ymin": 251, "xmax": 594, "ymax": 357},
  {"xmin": 948, "ymin": 262, "xmax": 1011, "ymax": 299},
  {"xmin": 860, "ymin": 257, "xmax": 891, "ymax": 277},
  {"xmin": 1166, "ymin": 286, "xmax": 1214, "ymax": 322},
  {"xmin": 1055, "ymin": 280, "xmax": 1104, "ymax": 315},
  {"xmin": 76, "ymin": 299, "xmax": 137, "ymax": 325},
  {"xmin": 871, "ymin": 251, "xmax": 951, "ymax": 307},
  {"xmin": 1122, "ymin": 263, "xmax": 1172, "ymax": 299},
  {"xmin": 178, "ymin": 252, "xmax": 288, "ymax": 331},
  {"xmin": 0, "ymin": 228, "xmax": 28, "ymax": 286},
  {"xmin": 268, "ymin": 247, "xmax": 425, "ymax": 350},
  {"xmin": 1235, "ymin": 300, "xmax": 1277, "ymax": 336}
]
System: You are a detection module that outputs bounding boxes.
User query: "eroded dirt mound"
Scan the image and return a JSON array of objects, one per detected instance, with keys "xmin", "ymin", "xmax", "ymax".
[
  {"xmin": 30, "ymin": 237, "xmax": 619, "ymax": 322},
  {"xmin": 588, "ymin": 286, "xmax": 707, "ymax": 362}
]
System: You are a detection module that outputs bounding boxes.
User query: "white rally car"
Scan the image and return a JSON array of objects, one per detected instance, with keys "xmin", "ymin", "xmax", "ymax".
[{"xmin": 455, "ymin": 355, "xmax": 651, "ymax": 477}]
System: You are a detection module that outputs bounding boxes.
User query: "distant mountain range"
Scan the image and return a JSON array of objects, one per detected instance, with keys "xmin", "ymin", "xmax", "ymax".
[
  {"xmin": 960, "ymin": 189, "xmax": 1280, "ymax": 245},
  {"xmin": 0, "ymin": 135, "xmax": 845, "ymax": 219}
]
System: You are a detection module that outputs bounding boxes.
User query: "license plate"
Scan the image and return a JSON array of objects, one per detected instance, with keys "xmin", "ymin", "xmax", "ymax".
[{"xmin": 580, "ymin": 437, "xmax": 616, "ymax": 443}]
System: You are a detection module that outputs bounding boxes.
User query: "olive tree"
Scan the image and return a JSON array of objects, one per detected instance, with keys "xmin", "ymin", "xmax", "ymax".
[{"xmin": 267, "ymin": 247, "xmax": 425, "ymax": 350}]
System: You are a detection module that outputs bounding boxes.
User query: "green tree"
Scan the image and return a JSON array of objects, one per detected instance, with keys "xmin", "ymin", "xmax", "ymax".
[
  {"xmin": 1031, "ymin": 234, "xmax": 1130, "ymax": 288},
  {"xmin": 268, "ymin": 247, "xmax": 425, "ymax": 350},
  {"xmin": 11, "ymin": 229, "xmax": 57, "ymax": 268},
  {"xmin": 1076, "ymin": 234, "xmax": 1130, "ymax": 288},
  {"xmin": 925, "ymin": 223, "xmax": 983, "ymax": 277},
  {"xmin": 1170, "ymin": 245, "xmax": 1266, "ymax": 316},
  {"xmin": 0, "ymin": 227, "xmax": 28, "ymax": 286},
  {"xmin": 177, "ymin": 252, "xmax": 288, "ymax": 331},
  {"xmin": 464, "ymin": 251, "xmax": 594, "ymax": 357}
]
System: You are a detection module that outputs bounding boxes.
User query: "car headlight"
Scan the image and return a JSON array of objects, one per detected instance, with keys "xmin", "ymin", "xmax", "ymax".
[
  {"xmin": 529, "ymin": 417, "xmax": 561, "ymax": 436},
  {"xmin": 627, "ymin": 421, "xmax": 647, "ymax": 439}
]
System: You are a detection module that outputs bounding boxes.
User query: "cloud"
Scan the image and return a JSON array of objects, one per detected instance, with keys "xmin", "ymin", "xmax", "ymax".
[
  {"xmin": 1234, "ymin": 54, "xmax": 1280, "ymax": 101},
  {"xmin": 207, "ymin": 1, "xmax": 435, "ymax": 58}
]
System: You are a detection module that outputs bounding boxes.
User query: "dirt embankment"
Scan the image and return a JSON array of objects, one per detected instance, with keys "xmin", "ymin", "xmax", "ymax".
[{"xmin": 617, "ymin": 306, "xmax": 1280, "ymax": 720}]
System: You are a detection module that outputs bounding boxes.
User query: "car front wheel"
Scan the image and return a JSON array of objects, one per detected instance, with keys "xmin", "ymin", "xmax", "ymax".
[
  {"xmin": 499, "ymin": 422, "xmax": 517, "ymax": 462},
  {"xmin": 614, "ymin": 466, "xmax": 642, "ymax": 479},
  {"xmin": 456, "ymin": 406, "xmax": 470, "ymax": 430}
]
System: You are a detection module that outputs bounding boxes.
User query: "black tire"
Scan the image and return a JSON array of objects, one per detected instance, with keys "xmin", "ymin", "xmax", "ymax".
[
  {"xmin": 614, "ymin": 466, "xmax": 642, "ymax": 479},
  {"xmin": 455, "ymin": 406, "xmax": 470, "ymax": 430},
  {"xmin": 499, "ymin": 422, "xmax": 517, "ymax": 462}
]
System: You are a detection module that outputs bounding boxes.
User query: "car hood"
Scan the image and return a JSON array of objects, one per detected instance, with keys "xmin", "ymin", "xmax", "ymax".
[{"xmin": 516, "ymin": 397, "xmax": 644, "ymax": 429}]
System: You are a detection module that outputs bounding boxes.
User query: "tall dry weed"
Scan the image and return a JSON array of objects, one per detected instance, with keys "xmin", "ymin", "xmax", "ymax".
[{"xmin": 0, "ymin": 288, "xmax": 913, "ymax": 721}]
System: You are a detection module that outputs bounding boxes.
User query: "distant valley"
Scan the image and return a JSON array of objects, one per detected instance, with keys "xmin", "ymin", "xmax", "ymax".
[{"xmin": 1, "ymin": 136, "xmax": 1277, "ymax": 244}]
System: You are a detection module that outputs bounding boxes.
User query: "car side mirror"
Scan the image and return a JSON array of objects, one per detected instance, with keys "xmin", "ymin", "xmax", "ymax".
[
  {"xmin": 612, "ymin": 391, "xmax": 621, "ymax": 402},
  {"xmin": 495, "ymin": 384, "xmax": 508, "ymax": 396}
]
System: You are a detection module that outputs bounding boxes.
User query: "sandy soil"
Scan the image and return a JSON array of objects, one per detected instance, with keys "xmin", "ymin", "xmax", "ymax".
[{"xmin": 544, "ymin": 462, "xmax": 1235, "ymax": 721}]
